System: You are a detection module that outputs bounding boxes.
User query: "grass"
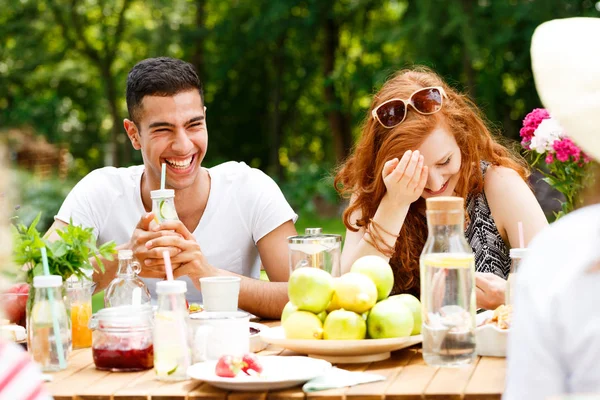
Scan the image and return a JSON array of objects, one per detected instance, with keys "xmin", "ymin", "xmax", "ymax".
[{"xmin": 91, "ymin": 213, "xmax": 345, "ymax": 312}]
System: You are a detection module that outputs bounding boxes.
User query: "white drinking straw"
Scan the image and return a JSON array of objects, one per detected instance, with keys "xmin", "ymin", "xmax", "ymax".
[
  {"xmin": 40, "ymin": 247, "xmax": 66, "ymax": 369},
  {"xmin": 160, "ymin": 163, "xmax": 166, "ymax": 190}
]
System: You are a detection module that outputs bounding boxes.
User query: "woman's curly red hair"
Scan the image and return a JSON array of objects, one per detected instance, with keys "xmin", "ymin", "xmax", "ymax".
[{"xmin": 335, "ymin": 67, "xmax": 529, "ymax": 297}]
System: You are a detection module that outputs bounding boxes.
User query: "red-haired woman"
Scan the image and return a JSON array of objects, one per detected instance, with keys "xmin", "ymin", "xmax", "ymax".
[{"xmin": 335, "ymin": 67, "xmax": 548, "ymax": 310}]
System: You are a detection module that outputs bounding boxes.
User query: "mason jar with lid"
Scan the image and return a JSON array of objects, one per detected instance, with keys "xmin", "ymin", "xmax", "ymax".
[
  {"xmin": 287, "ymin": 228, "xmax": 342, "ymax": 276},
  {"xmin": 151, "ymin": 189, "xmax": 179, "ymax": 223},
  {"xmin": 89, "ymin": 305, "xmax": 154, "ymax": 371}
]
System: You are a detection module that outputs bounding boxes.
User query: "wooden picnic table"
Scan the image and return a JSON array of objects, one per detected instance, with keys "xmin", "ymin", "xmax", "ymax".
[{"xmin": 45, "ymin": 321, "xmax": 506, "ymax": 400}]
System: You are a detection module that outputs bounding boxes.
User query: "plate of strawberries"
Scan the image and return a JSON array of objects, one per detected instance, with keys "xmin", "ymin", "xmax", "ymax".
[{"xmin": 187, "ymin": 354, "xmax": 331, "ymax": 391}]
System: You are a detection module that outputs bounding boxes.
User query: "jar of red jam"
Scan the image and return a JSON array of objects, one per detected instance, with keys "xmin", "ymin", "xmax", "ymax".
[{"xmin": 89, "ymin": 305, "xmax": 154, "ymax": 371}]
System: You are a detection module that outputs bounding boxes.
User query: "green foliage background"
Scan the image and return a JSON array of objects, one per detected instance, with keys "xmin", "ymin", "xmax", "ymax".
[{"xmin": 2, "ymin": 0, "xmax": 598, "ymax": 233}]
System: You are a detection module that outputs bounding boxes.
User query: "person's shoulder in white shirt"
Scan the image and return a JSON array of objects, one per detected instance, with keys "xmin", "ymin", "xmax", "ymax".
[
  {"xmin": 207, "ymin": 161, "xmax": 298, "ymax": 243},
  {"xmin": 55, "ymin": 165, "xmax": 145, "ymax": 244},
  {"xmin": 504, "ymin": 204, "xmax": 600, "ymax": 399}
]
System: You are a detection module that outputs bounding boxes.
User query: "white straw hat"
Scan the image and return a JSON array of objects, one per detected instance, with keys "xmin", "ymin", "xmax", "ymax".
[{"xmin": 531, "ymin": 17, "xmax": 600, "ymax": 161}]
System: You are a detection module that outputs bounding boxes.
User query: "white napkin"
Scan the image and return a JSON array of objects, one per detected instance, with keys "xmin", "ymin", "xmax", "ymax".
[{"xmin": 302, "ymin": 367, "xmax": 385, "ymax": 392}]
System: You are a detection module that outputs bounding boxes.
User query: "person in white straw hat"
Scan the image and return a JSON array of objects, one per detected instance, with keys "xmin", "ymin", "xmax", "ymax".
[{"xmin": 504, "ymin": 17, "xmax": 600, "ymax": 399}]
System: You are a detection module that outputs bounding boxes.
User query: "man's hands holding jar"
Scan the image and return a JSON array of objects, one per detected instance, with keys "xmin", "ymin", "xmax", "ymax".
[
  {"xmin": 143, "ymin": 220, "xmax": 216, "ymax": 289},
  {"xmin": 382, "ymin": 150, "xmax": 429, "ymax": 207},
  {"xmin": 129, "ymin": 213, "xmax": 182, "ymax": 279}
]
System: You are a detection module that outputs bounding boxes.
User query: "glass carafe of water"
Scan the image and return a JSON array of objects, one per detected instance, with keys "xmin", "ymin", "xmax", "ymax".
[
  {"xmin": 420, "ymin": 196, "xmax": 476, "ymax": 367},
  {"xmin": 287, "ymin": 228, "xmax": 342, "ymax": 276},
  {"xmin": 104, "ymin": 250, "xmax": 151, "ymax": 308}
]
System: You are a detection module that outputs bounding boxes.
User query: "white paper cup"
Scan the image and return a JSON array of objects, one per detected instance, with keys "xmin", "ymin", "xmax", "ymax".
[{"xmin": 200, "ymin": 276, "xmax": 241, "ymax": 311}]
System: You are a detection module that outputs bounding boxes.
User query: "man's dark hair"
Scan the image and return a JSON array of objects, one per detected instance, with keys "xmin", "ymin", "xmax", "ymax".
[{"xmin": 126, "ymin": 57, "xmax": 204, "ymax": 124}]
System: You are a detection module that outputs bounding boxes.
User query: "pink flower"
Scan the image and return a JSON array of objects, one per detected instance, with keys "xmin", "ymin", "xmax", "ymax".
[
  {"xmin": 552, "ymin": 138, "xmax": 581, "ymax": 163},
  {"xmin": 520, "ymin": 108, "xmax": 550, "ymax": 146},
  {"xmin": 545, "ymin": 153, "xmax": 554, "ymax": 164}
]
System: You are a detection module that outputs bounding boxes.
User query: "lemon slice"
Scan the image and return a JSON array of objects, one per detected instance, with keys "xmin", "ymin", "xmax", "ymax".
[
  {"xmin": 421, "ymin": 253, "xmax": 474, "ymax": 269},
  {"xmin": 155, "ymin": 359, "xmax": 178, "ymax": 376},
  {"xmin": 159, "ymin": 200, "xmax": 178, "ymax": 221}
]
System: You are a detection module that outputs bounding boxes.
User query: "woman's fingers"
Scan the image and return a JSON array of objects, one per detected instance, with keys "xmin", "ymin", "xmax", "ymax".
[
  {"xmin": 408, "ymin": 155, "xmax": 424, "ymax": 188},
  {"xmin": 382, "ymin": 158, "xmax": 399, "ymax": 179},
  {"xmin": 400, "ymin": 151, "xmax": 421, "ymax": 183},
  {"xmin": 389, "ymin": 150, "xmax": 413, "ymax": 182}
]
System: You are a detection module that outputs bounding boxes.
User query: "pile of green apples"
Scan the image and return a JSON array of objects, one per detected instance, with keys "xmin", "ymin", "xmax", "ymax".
[{"xmin": 282, "ymin": 255, "xmax": 421, "ymax": 340}]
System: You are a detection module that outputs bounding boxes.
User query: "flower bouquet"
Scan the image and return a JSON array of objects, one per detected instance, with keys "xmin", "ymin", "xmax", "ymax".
[{"xmin": 520, "ymin": 108, "xmax": 592, "ymax": 218}]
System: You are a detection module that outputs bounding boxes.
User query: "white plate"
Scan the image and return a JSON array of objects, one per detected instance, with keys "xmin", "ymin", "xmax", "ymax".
[
  {"xmin": 260, "ymin": 326, "xmax": 422, "ymax": 363},
  {"xmin": 476, "ymin": 310, "xmax": 508, "ymax": 357},
  {"xmin": 187, "ymin": 356, "xmax": 331, "ymax": 391},
  {"xmin": 249, "ymin": 322, "xmax": 269, "ymax": 353}
]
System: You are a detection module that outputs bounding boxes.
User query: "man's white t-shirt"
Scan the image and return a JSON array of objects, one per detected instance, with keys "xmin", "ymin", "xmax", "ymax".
[
  {"xmin": 504, "ymin": 204, "xmax": 600, "ymax": 399},
  {"xmin": 55, "ymin": 161, "xmax": 297, "ymax": 302}
]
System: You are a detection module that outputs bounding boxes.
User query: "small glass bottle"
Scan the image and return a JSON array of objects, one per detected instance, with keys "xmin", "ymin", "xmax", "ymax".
[
  {"xmin": 30, "ymin": 275, "xmax": 71, "ymax": 372},
  {"xmin": 104, "ymin": 250, "xmax": 151, "ymax": 308},
  {"xmin": 420, "ymin": 196, "xmax": 476, "ymax": 367},
  {"xmin": 65, "ymin": 275, "xmax": 93, "ymax": 349},
  {"xmin": 505, "ymin": 248, "xmax": 526, "ymax": 306},
  {"xmin": 151, "ymin": 189, "xmax": 179, "ymax": 223},
  {"xmin": 154, "ymin": 280, "xmax": 191, "ymax": 381}
]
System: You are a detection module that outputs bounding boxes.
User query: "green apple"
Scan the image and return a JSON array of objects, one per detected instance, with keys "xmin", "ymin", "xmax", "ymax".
[
  {"xmin": 323, "ymin": 309, "xmax": 366, "ymax": 340},
  {"xmin": 288, "ymin": 268, "xmax": 334, "ymax": 314},
  {"xmin": 281, "ymin": 301, "xmax": 298, "ymax": 323},
  {"xmin": 334, "ymin": 272, "xmax": 378, "ymax": 314},
  {"xmin": 326, "ymin": 292, "xmax": 342, "ymax": 313},
  {"xmin": 367, "ymin": 298, "xmax": 413, "ymax": 339},
  {"xmin": 282, "ymin": 311, "xmax": 324, "ymax": 340},
  {"xmin": 316, "ymin": 310, "xmax": 328, "ymax": 323},
  {"xmin": 388, "ymin": 294, "xmax": 422, "ymax": 335},
  {"xmin": 350, "ymin": 255, "xmax": 395, "ymax": 301}
]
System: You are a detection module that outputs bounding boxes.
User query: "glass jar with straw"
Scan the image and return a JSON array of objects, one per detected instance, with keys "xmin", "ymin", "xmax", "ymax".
[
  {"xmin": 153, "ymin": 250, "xmax": 191, "ymax": 381},
  {"xmin": 29, "ymin": 248, "xmax": 70, "ymax": 371},
  {"xmin": 152, "ymin": 163, "xmax": 179, "ymax": 223}
]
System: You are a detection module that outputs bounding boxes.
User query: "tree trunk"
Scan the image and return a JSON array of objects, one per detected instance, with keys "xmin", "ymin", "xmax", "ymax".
[
  {"xmin": 460, "ymin": 0, "xmax": 476, "ymax": 97},
  {"xmin": 191, "ymin": 0, "xmax": 207, "ymax": 83},
  {"xmin": 268, "ymin": 35, "xmax": 286, "ymax": 180},
  {"xmin": 323, "ymin": 16, "xmax": 352, "ymax": 163},
  {"xmin": 100, "ymin": 62, "xmax": 122, "ymax": 167}
]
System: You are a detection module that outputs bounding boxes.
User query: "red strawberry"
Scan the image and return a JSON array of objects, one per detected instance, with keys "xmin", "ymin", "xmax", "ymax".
[
  {"xmin": 241, "ymin": 353, "xmax": 263, "ymax": 376},
  {"xmin": 215, "ymin": 355, "xmax": 243, "ymax": 378}
]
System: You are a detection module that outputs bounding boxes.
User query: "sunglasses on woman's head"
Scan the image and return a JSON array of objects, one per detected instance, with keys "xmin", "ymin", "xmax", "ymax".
[{"xmin": 371, "ymin": 86, "xmax": 447, "ymax": 129}]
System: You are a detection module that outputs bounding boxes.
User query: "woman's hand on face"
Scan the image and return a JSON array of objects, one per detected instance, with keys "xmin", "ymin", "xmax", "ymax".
[{"xmin": 382, "ymin": 150, "xmax": 429, "ymax": 207}]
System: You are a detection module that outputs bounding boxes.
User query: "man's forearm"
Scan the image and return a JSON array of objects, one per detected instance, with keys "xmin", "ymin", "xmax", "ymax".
[{"xmin": 237, "ymin": 279, "xmax": 288, "ymax": 320}]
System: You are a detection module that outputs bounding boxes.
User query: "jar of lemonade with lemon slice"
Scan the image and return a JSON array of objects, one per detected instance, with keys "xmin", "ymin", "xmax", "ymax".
[
  {"xmin": 420, "ymin": 197, "xmax": 476, "ymax": 367},
  {"xmin": 154, "ymin": 280, "xmax": 191, "ymax": 381},
  {"xmin": 151, "ymin": 189, "xmax": 179, "ymax": 223}
]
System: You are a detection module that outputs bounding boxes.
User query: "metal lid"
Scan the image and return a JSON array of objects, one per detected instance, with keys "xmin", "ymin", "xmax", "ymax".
[
  {"xmin": 287, "ymin": 227, "xmax": 342, "ymax": 245},
  {"xmin": 89, "ymin": 305, "xmax": 153, "ymax": 330},
  {"xmin": 287, "ymin": 227, "xmax": 342, "ymax": 255},
  {"xmin": 156, "ymin": 280, "xmax": 187, "ymax": 294},
  {"xmin": 150, "ymin": 189, "xmax": 175, "ymax": 199},
  {"xmin": 33, "ymin": 275, "xmax": 62, "ymax": 288}
]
